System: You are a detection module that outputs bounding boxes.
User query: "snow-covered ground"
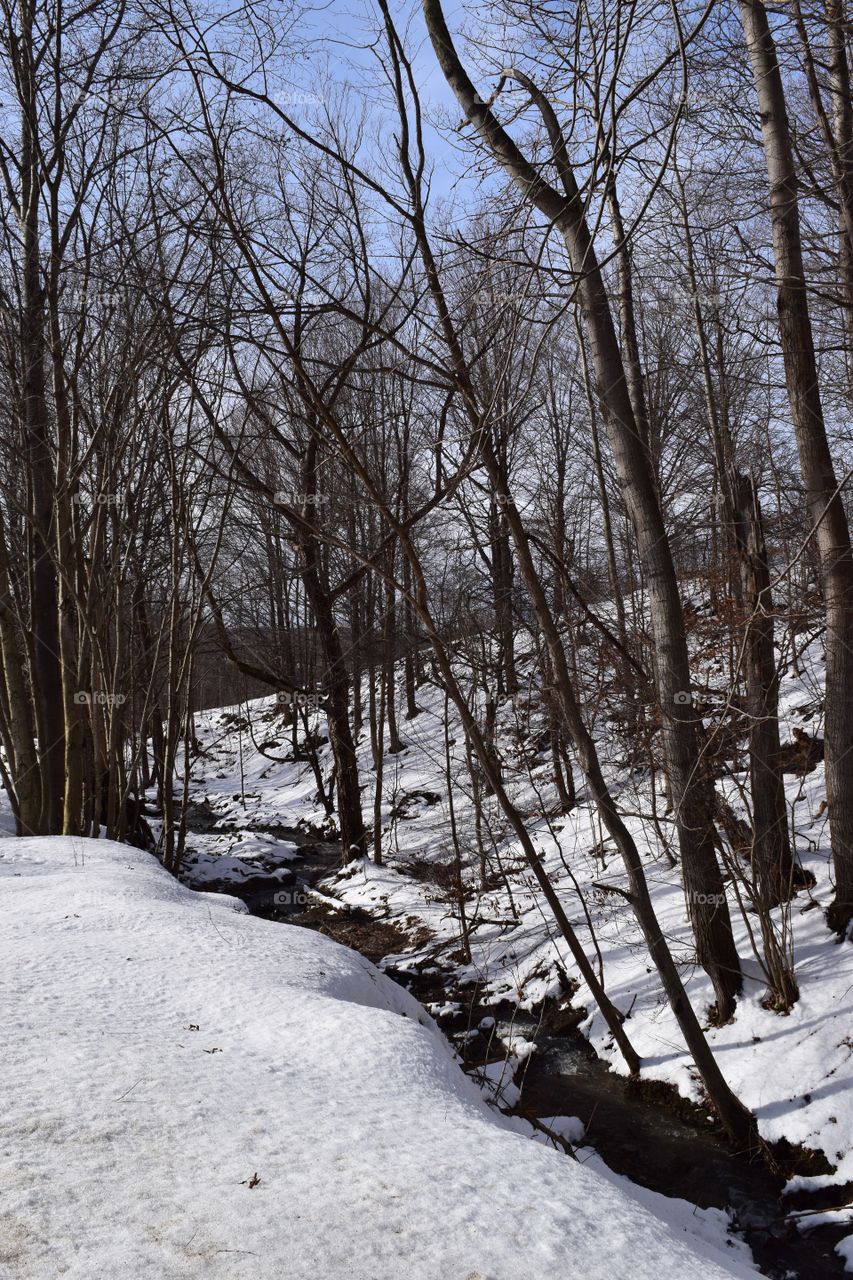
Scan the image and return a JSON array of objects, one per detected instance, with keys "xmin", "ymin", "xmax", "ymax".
[
  {"xmin": 183, "ymin": 633, "xmax": 853, "ymax": 1244},
  {"xmin": 0, "ymin": 836, "xmax": 757, "ymax": 1278}
]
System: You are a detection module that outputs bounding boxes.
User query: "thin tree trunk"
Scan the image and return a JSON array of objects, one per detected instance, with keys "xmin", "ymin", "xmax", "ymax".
[
  {"xmin": 733, "ymin": 476, "xmax": 795, "ymax": 900},
  {"xmin": 18, "ymin": 2, "xmax": 64, "ymax": 831},
  {"xmin": 738, "ymin": 0, "xmax": 853, "ymax": 930},
  {"xmin": 444, "ymin": 690, "xmax": 472, "ymax": 962},
  {"xmin": 0, "ymin": 525, "xmax": 42, "ymax": 832},
  {"xmin": 733, "ymin": 473, "xmax": 799, "ymax": 1009}
]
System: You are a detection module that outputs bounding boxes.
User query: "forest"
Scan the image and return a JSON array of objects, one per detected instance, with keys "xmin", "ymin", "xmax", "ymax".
[{"xmin": 2, "ymin": 0, "xmax": 853, "ymax": 1275}]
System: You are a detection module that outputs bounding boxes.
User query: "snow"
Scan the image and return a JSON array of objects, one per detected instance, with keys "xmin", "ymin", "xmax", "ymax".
[
  {"xmin": 0, "ymin": 836, "xmax": 758, "ymax": 1278},
  {"xmin": 840, "ymin": 1234, "xmax": 853, "ymax": 1271},
  {"xmin": 177, "ymin": 824, "xmax": 301, "ymax": 892},
  {"xmin": 178, "ymin": 633, "xmax": 853, "ymax": 1272},
  {"xmin": 188, "ymin": 679, "xmax": 853, "ymax": 1148}
]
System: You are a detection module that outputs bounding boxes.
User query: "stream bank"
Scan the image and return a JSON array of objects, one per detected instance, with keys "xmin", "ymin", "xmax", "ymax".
[{"xmin": 179, "ymin": 819, "xmax": 851, "ymax": 1279}]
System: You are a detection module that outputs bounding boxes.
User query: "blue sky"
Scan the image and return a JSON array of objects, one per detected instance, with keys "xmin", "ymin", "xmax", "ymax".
[{"xmin": 291, "ymin": 0, "xmax": 480, "ymax": 202}]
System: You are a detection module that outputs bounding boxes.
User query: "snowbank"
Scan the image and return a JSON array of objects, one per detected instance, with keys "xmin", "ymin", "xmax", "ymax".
[{"xmin": 0, "ymin": 837, "xmax": 756, "ymax": 1278}]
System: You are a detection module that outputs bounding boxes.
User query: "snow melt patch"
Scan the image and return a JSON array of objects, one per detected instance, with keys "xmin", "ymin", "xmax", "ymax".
[{"xmin": 0, "ymin": 836, "xmax": 757, "ymax": 1278}]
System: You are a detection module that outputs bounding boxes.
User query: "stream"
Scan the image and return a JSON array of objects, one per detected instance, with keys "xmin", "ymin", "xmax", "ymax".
[
  {"xmin": 499, "ymin": 1015, "xmax": 848, "ymax": 1280},
  {"xmin": 181, "ymin": 818, "xmax": 851, "ymax": 1280}
]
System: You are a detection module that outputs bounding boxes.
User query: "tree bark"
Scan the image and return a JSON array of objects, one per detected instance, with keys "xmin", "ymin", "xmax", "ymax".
[
  {"xmin": 18, "ymin": 0, "xmax": 64, "ymax": 831},
  {"xmin": 422, "ymin": 0, "xmax": 741, "ymax": 1011},
  {"xmin": 733, "ymin": 471, "xmax": 795, "ymax": 911},
  {"xmin": 738, "ymin": 0, "xmax": 853, "ymax": 930}
]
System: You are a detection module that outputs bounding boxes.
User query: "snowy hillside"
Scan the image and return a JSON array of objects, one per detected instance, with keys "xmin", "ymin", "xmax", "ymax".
[
  {"xmin": 183, "ymin": 638, "xmax": 853, "ymax": 1229},
  {"xmin": 179, "ymin": 632, "xmax": 853, "ymax": 1280},
  {"xmin": 0, "ymin": 836, "xmax": 759, "ymax": 1279}
]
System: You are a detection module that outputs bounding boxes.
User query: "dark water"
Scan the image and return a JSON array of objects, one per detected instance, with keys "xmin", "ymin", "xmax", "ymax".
[
  {"xmin": 493, "ymin": 1012, "xmax": 849, "ymax": 1280},
  {"xmin": 182, "ymin": 814, "xmax": 851, "ymax": 1280},
  {"xmin": 240, "ymin": 831, "xmax": 341, "ymax": 917},
  {"xmin": 178, "ymin": 800, "xmax": 340, "ymax": 914}
]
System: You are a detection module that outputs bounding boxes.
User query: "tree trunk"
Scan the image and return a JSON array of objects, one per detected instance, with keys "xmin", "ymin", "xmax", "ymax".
[
  {"xmin": 422, "ymin": 0, "xmax": 741, "ymax": 1012},
  {"xmin": 0, "ymin": 526, "xmax": 42, "ymax": 832},
  {"xmin": 18, "ymin": 4, "xmax": 64, "ymax": 831},
  {"xmin": 738, "ymin": 0, "xmax": 853, "ymax": 930},
  {"xmin": 733, "ymin": 471, "xmax": 795, "ymax": 909}
]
